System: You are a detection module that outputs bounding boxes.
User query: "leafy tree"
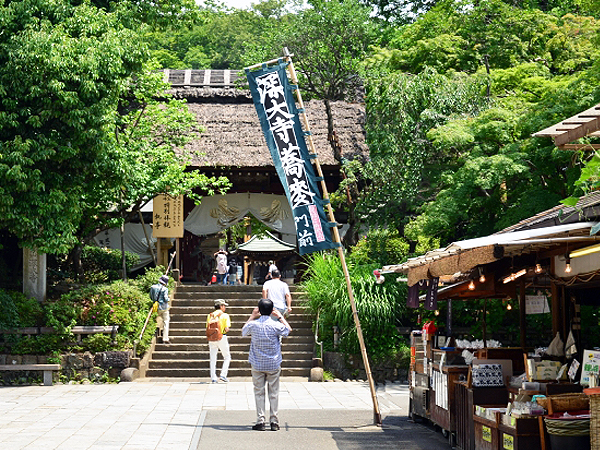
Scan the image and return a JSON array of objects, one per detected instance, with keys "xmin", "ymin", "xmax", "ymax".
[
  {"xmin": 360, "ymin": 68, "xmax": 488, "ymax": 236},
  {"xmin": 0, "ymin": 0, "xmax": 146, "ymax": 254},
  {"xmin": 0, "ymin": 0, "xmax": 230, "ymax": 270},
  {"xmin": 378, "ymin": 0, "xmax": 600, "ymax": 76},
  {"xmin": 274, "ymin": 0, "xmax": 378, "ymax": 246},
  {"xmin": 146, "ymin": 0, "xmax": 294, "ymax": 69}
]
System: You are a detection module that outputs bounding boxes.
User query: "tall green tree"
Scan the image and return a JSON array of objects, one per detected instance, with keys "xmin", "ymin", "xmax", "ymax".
[
  {"xmin": 361, "ymin": 68, "xmax": 488, "ymax": 236},
  {"xmin": 361, "ymin": 1, "xmax": 600, "ymax": 250},
  {"xmin": 0, "ymin": 0, "xmax": 229, "ymax": 261}
]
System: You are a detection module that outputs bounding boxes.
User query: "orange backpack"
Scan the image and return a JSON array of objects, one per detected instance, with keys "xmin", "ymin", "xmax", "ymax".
[{"xmin": 206, "ymin": 312, "xmax": 223, "ymax": 341}]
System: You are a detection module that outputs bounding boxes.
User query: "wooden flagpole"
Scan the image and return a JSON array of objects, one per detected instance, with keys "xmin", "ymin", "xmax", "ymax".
[{"xmin": 281, "ymin": 48, "xmax": 382, "ymax": 426}]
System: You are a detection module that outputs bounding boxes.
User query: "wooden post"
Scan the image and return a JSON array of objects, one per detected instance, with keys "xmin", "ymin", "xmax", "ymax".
[
  {"xmin": 561, "ymin": 285, "xmax": 568, "ymax": 342},
  {"xmin": 244, "ymin": 217, "xmax": 251, "ymax": 285},
  {"xmin": 519, "ymin": 279, "xmax": 527, "ymax": 349},
  {"xmin": 176, "ymin": 238, "xmax": 180, "ymax": 277},
  {"xmin": 156, "ymin": 238, "xmax": 163, "ymax": 267},
  {"xmin": 281, "ymin": 48, "xmax": 382, "ymax": 426},
  {"xmin": 447, "ymin": 299, "xmax": 453, "ymax": 337},
  {"xmin": 482, "ymin": 299, "xmax": 487, "ymax": 348}
]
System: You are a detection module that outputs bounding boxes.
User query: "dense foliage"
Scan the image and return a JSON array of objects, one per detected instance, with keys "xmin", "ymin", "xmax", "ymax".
[
  {"xmin": 0, "ymin": 0, "xmax": 230, "ymax": 260},
  {"xmin": 300, "ymin": 235, "xmax": 410, "ymax": 362},
  {"xmin": 0, "ymin": 265, "xmax": 167, "ymax": 357},
  {"xmin": 5, "ymin": 0, "xmax": 600, "ymax": 371},
  {"xmin": 360, "ymin": 0, "xmax": 600, "ymax": 249}
]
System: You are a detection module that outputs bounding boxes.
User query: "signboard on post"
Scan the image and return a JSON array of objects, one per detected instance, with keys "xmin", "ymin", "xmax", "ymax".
[
  {"xmin": 152, "ymin": 194, "xmax": 184, "ymax": 238},
  {"xmin": 525, "ymin": 295, "xmax": 550, "ymax": 314}
]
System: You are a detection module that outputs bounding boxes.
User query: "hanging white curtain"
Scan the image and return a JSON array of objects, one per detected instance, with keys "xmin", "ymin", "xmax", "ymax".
[
  {"xmin": 94, "ymin": 223, "xmax": 156, "ymax": 271},
  {"xmin": 184, "ymin": 193, "xmax": 297, "ymax": 238}
]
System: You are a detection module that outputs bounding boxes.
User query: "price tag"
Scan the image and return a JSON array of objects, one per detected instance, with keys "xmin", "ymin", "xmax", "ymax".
[
  {"xmin": 483, "ymin": 426, "xmax": 491, "ymax": 442},
  {"xmin": 503, "ymin": 434, "xmax": 514, "ymax": 450}
]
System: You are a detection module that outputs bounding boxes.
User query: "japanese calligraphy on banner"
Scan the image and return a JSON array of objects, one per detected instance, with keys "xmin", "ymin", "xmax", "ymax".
[
  {"xmin": 246, "ymin": 61, "xmax": 338, "ymax": 255},
  {"xmin": 152, "ymin": 194, "xmax": 184, "ymax": 238}
]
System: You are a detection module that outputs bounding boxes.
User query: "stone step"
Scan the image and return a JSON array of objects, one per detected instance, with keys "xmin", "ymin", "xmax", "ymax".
[
  {"xmin": 172, "ymin": 295, "xmax": 307, "ymax": 304},
  {"xmin": 168, "ymin": 316, "xmax": 311, "ymax": 325},
  {"xmin": 144, "ymin": 367, "xmax": 310, "ymax": 378},
  {"xmin": 148, "ymin": 358, "xmax": 313, "ymax": 369},
  {"xmin": 152, "ymin": 342, "xmax": 314, "ymax": 352},
  {"xmin": 174, "ymin": 285, "xmax": 305, "ymax": 294},
  {"xmin": 144, "ymin": 282, "xmax": 314, "ymax": 380},
  {"xmin": 151, "ymin": 348, "xmax": 313, "ymax": 359},
  {"xmin": 169, "ymin": 322, "xmax": 314, "ymax": 339},
  {"xmin": 170, "ymin": 306, "xmax": 308, "ymax": 314},
  {"xmin": 155, "ymin": 335, "xmax": 315, "ymax": 345}
]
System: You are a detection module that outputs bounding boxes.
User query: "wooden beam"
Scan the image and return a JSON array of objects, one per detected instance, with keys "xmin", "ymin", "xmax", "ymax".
[
  {"xmin": 560, "ymin": 144, "xmax": 600, "ymax": 151},
  {"xmin": 551, "ymin": 281, "xmax": 560, "ymax": 337},
  {"xmin": 554, "ymin": 117, "xmax": 600, "ymax": 146}
]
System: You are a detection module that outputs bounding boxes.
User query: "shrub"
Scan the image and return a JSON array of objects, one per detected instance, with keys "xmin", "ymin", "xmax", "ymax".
[
  {"xmin": 81, "ymin": 334, "xmax": 112, "ymax": 353},
  {"xmin": 81, "ymin": 246, "xmax": 140, "ymax": 282},
  {"xmin": 45, "ymin": 279, "xmax": 157, "ymax": 355},
  {"xmin": 11, "ymin": 334, "xmax": 65, "ymax": 355},
  {"xmin": 0, "ymin": 290, "xmax": 44, "ymax": 329},
  {"xmin": 301, "ymin": 252, "xmax": 408, "ymax": 362},
  {"xmin": 349, "ymin": 229, "xmax": 410, "ymax": 266}
]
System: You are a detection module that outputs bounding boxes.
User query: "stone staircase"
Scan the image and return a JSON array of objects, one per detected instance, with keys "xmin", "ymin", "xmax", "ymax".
[{"xmin": 145, "ymin": 284, "xmax": 315, "ymax": 378}]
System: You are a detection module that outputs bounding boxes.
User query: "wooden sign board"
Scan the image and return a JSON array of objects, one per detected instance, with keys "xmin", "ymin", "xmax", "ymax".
[{"xmin": 152, "ymin": 194, "xmax": 184, "ymax": 238}]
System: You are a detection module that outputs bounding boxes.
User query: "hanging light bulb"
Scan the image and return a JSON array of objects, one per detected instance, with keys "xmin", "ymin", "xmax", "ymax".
[
  {"xmin": 468, "ymin": 279, "xmax": 476, "ymax": 290},
  {"xmin": 565, "ymin": 257, "xmax": 572, "ymax": 274},
  {"xmin": 434, "ymin": 310, "xmax": 440, "ymax": 316},
  {"xmin": 506, "ymin": 303, "xmax": 512, "ymax": 311},
  {"xmin": 478, "ymin": 267, "xmax": 486, "ymax": 283},
  {"xmin": 535, "ymin": 263, "xmax": 543, "ymax": 274}
]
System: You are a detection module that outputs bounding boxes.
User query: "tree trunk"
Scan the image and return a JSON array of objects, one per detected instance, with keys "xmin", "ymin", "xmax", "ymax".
[{"xmin": 68, "ymin": 244, "xmax": 83, "ymax": 281}]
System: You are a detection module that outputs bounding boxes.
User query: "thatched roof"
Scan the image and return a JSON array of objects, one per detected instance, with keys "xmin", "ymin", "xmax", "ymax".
[{"xmin": 162, "ymin": 69, "xmax": 368, "ymax": 169}]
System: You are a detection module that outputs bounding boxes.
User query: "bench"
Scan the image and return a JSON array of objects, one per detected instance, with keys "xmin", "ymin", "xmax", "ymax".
[
  {"xmin": 71, "ymin": 325, "xmax": 119, "ymax": 343},
  {"xmin": 0, "ymin": 364, "xmax": 61, "ymax": 386}
]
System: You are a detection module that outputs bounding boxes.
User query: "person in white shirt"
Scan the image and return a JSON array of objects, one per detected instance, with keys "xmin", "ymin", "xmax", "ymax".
[
  {"xmin": 262, "ymin": 270, "xmax": 292, "ymax": 317},
  {"xmin": 214, "ymin": 249, "xmax": 228, "ymax": 285},
  {"xmin": 266, "ymin": 260, "xmax": 278, "ymax": 280}
]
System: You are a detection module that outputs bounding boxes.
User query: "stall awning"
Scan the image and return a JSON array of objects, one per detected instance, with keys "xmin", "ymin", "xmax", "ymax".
[{"xmin": 383, "ymin": 222, "xmax": 599, "ymax": 286}]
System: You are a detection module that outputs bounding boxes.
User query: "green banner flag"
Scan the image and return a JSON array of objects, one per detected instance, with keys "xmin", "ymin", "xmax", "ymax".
[{"xmin": 246, "ymin": 61, "xmax": 339, "ymax": 255}]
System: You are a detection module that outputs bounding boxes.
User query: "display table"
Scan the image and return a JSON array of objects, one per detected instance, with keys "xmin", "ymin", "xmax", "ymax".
[
  {"xmin": 497, "ymin": 413, "xmax": 542, "ymax": 450},
  {"xmin": 455, "ymin": 382, "xmax": 509, "ymax": 450},
  {"xmin": 430, "ymin": 363, "xmax": 469, "ymax": 435}
]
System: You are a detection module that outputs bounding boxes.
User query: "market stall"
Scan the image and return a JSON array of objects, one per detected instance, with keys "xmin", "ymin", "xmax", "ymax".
[{"xmin": 388, "ymin": 195, "xmax": 600, "ymax": 449}]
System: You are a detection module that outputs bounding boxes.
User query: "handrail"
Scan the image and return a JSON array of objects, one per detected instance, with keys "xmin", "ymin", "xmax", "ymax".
[
  {"xmin": 133, "ymin": 308, "xmax": 153, "ymax": 357},
  {"xmin": 314, "ymin": 310, "xmax": 323, "ymax": 361}
]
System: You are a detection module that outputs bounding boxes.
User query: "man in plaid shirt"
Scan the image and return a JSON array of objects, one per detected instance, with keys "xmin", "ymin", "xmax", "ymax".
[{"xmin": 242, "ymin": 298, "xmax": 292, "ymax": 431}]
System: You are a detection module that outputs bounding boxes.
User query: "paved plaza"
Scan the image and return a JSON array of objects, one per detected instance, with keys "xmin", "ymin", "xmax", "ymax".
[{"xmin": 0, "ymin": 378, "xmax": 450, "ymax": 450}]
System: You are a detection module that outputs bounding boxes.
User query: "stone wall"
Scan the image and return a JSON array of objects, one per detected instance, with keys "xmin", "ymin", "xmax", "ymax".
[
  {"xmin": 0, "ymin": 351, "xmax": 132, "ymax": 384},
  {"xmin": 323, "ymin": 351, "xmax": 409, "ymax": 383}
]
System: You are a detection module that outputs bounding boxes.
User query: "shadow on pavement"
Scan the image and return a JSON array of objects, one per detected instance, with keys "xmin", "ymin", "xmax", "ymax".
[{"xmin": 198, "ymin": 409, "xmax": 451, "ymax": 450}]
